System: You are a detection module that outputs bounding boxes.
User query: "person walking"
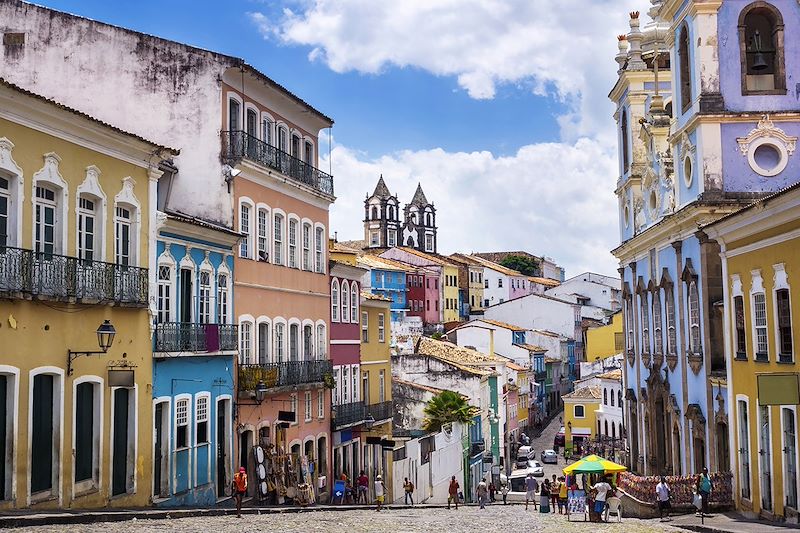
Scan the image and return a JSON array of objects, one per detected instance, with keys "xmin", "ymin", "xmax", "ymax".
[
  {"xmin": 696, "ymin": 467, "xmax": 712, "ymax": 517},
  {"xmin": 374, "ymin": 474, "xmax": 386, "ymax": 512},
  {"xmin": 357, "ymin": 471, "xmax": 369, "ymax": 504},
  {"xmin": 524, "ymin": 472, "xmax": 539, "ymax": 511},
  {"xmin": 403, "ymin": 477, "xmax": 415, "ymax": 506},
  {"xmin": 231, "ymin": 466, "xmax": 248, "ymax": 518},
  {"xmin": 501, "ymin": 482, "xmax": 510, "ymax": 505},
  {"xmin": 477, "ymin": 478, "xmax": 489, "ymax": 510},
  {"xmin": 447, "ymin": 476, "xmax": 460, "ymax": 509},
  {"xmin": 488, "ymin": 481, "xmax": 496, "ymax": 503},
  {"xmin": 656, "ymin": 476, "xmax": 671, "ymax": 522}
]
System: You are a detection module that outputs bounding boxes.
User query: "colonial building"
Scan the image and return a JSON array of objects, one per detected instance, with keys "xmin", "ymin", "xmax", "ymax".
[
  {"xmin": 363, "ymin": 176, "xmax": 437, "ymax": 254},
  {"xmin": 611, "ymin": 0, "xmax": 800, "ymax": 479},
  {"xmin": 448, "ymin": 253, "xmax": 486, "ymax": 315},
  {"xmin": 704, "ymin": 183, "xmax": 800, "ymax": 520},
  {"xmin": 0, "ymin": 79, "xmax": 173, "ymax": 509}
]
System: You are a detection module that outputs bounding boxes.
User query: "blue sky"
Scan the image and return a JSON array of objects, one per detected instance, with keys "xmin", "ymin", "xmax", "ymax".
[{"xmin": 33, "ymin": 0, "xmax": 640, "ymax": 277}]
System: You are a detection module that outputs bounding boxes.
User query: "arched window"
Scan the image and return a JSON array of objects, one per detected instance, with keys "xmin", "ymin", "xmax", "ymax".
[
  {"xmin": 316, "ymin": 324, "xmax": 326, "ymax": 360},
  {"xmin": 688, "ymin": 281, "xmax": 701, "ymax": 353},
  {"xmin": 351, "ymin": 284, "xmax": 358, "ymax": 323},
  {"xmin": 679, "ymin": 25, "xmax": 692, "ymax": 112},
  {"xmin": 388, "ymin": 206, "xmax": 395, "ymax": 220},
  {"xmin": 665, "ymin": 285, "xmax": 677, "ymax": 354},
  {"xmin": 653, "ymin": 290, "xmax": 663, "ymax": 354},
  {"xmin": 303, "ymin": 324, "xmax": 313, "ymax": 361},
  {"xmin": 603, "ymin": 388, "xmax": 608, "ymax": 405},
  {"xmin": 618, "ymin": 390, "xmax": 623, "ymax": 408},
  {"xmin": 331, "ymin": 280, "xmax": 340, "ymax": 322},
  {"xmin": 640, "ymin": 292, "xmax": 651, "ymax": 354},
  {"xmin": 612, "ymin": 422, "xmax": 616, "ymax": 439},
  {"xmin": 274, "ymin": 323, "xmax": 285, "ymax": 363},
  {"xmin": 621, "ymin": 109, "xmax": 630, "ymax": 172},
  {"xmin": 341, "ymin": 281, "xmax": 350, "ymax": 323},
  {"xmin": 739, "ymin": 2, "xmax": 786, "ymax": 94},
  {"xmin": 371, "ymin": 206, "xmax": 378, "ymax": 220},
  {"xmin": 289, "ymin": 323, "xmax": 299, "ymax": 362},
  {"xmin": 610, "ymin": 389, "xmax": 615, "ymax": 407},
  {"xmin": 604, "ymin": 420, "xmax": 609, "ymax": 437}
]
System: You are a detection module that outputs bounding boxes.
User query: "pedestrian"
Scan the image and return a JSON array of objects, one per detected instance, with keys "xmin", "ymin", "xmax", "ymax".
[
  {"xmin": 695, "ymin": 467, "xmax": 712, "ymax": 517},
  {"xmin": 477, "ymin": 478, "xmax": 489, "ymax": 510},
  {"xmin": 524, "ymin": 472, "xmax": 539, "ymax": 511},
  {"xmin": 488, "ymin": 481, "xmax": 496, "ymax": 502},
  {"xmin": 656, "ymin": 475, "xmax": 671, "ymax": 522},
  {"xmin": 590, "ymin": 475, "xmax": 612, "ymax": 522},
  {"xmin": 357, "ymin": 470, "xmax": 369, "ymax": 504},
  {"xmin": 501, "ymin": 482, "xmax": 510, "ymax": 505},
  {"xmin": 447, "ymin": 475, "xmax": 460, "ymax": 509},
  {"xmin": 557, "ymin": 476, "xmax": 568, "ymax": 514},
  {"xmin": 231, "ymin": 466, "xmax": 248, "ymax": 518},
  {"xmin": 539, "ymin": 479, "xmax": 551, "ymax": 513},
  {"xmin": 374, "ymin": 474, "xmax": 386, "ymax": 512},
  {"xmin": 403, "ymin": 477, "xmax": 415, "ymax": 506},
  {"xmin": 550, "ymin": 474, "xmax": 559, "ymax": 510}
]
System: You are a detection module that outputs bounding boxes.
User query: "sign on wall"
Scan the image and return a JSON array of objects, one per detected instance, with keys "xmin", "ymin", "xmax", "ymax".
[{"xmin": 757, "ymin": 373, "xmax": 800, "ymax": 405}]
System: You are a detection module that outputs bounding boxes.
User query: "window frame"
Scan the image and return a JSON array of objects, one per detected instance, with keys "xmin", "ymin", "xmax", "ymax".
[
  {"xmin": 573, "ymin": 404, "xmax": 585, "ymax": 418},
  {"xmin": 194, "ymin": 393, "xmax": 210, "ymax": 446},
  {"xmin": 773, "ymin": 264, "xmax": 793, "ymax": 363},
  {"xmin": 273, "ymin": 211, "xmax": 285, "ymax": 265},
  {"xmin": 738, "ymin": 2, "xmax": 787, "ymax": 96},
  {"xmin": 750, "ymin": 270, "xmax": 768, "ymax": 361},
  {"xmin": 331, "ymin": 279, "xmax": 340, "ymax": 322},
  {"xmin": 362, "ymin": 311, "xmax": 369, "ymax": 343},
  {"xmin": 175, "ymin": 396, "xmax": 190, "ymax": 450},
  {"xmin": 378, "ymin": 313, "xmax": 385, "ymax": 343}
]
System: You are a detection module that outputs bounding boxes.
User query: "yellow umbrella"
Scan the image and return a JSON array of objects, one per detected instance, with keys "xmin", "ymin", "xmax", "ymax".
[{"xmin": 563, "ymin": 454, "xmax": 627, "ymax": 475}]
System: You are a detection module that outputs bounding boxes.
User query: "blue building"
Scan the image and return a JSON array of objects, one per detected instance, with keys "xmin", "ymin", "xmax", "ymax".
[
  {"xmin": 357, "ymin": 255, "xmax": 409, "ymax": 322},
  {"xmin": 611, "ymin": 1, "xmax": 800, "ymax": 482},
  {"xmin": 151, "ymin": 212, "xmax": 240, "ymax": 506}
]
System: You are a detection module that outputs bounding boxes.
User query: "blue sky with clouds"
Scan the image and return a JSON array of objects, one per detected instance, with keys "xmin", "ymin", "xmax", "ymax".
[{"xmin": 35, "ymin": 0, "xmax": 641, "ymax": 277}]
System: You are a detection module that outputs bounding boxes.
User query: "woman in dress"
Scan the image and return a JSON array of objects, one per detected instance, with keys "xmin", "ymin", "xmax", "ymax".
[{"xmin": 539, "ymin": 479, "xmax": 551, "ymax": 513}]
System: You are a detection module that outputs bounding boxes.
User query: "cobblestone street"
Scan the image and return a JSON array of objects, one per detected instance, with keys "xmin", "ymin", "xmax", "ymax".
[{"xmin": 21, "ymin": 507, "xmax": 678, "ymax": 533}]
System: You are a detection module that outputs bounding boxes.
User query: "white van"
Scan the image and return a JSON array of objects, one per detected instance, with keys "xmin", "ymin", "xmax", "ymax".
[{"xmin": 515, "ymin": 445, "xmax": 534, "ymax": 469}]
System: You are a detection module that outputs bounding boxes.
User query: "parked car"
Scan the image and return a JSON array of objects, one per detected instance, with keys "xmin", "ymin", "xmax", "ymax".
[
  {"xmin": 554, "ymin": 427, "xmax": 565, "ymax": 447},
  {"xmin": 529, "ymin": 460, "xmax": 545, "ymax": 477},
  {"xmin": 515, "ymin": 445, "xmax": 535, "ymax": 469},
  {"xmin": 541, "ymin": 449, "xmax": 558, "ymax": 464}
]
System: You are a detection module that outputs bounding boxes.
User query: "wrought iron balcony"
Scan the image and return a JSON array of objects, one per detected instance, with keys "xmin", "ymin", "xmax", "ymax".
[
  {"xmin": 367, "ymin": 400, "xmax": 393, "ymax": 423},
  {"xmin": 154, "ymin": 322, "xmax": 238, "ymax": 353},
  {"xmin": 239, "ymin": 360, "xmax": 333, "ymax": 392},
  {"xmin": 332, "ymin": 400, "xmax": 366, "ymax": 429},
  {"xmin": 470, "ymin": 441, "xmax": 486, "ymax": 457},
  {"xmin": 221, "ymin": 130, "xmax": 334, "ymax": 197},
  {"xmin": 0, "ymin": 246, "xmax": 148, "ymax": 305}
]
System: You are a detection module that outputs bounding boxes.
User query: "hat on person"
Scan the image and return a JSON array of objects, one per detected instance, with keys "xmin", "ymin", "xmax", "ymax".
[
  {"xmin": 239, "ymin": 466, "xmax": 246, "ymax": 472},
  {"xmin": 376, "ymin": 474, "xmax": 382, "ymax": 480}
]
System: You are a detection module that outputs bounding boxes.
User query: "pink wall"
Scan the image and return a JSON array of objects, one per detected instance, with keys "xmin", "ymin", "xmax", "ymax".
[
  {"xmin": 509, "ymin": 275, "xmax": 528, "ymax": 300},
  {"xmin": 507, "ymin": 389, "xmax": 519, "ymax": 432},
  {"xmin": 424, "ymin": 273, "xmax": 440, "ymax": 323}
]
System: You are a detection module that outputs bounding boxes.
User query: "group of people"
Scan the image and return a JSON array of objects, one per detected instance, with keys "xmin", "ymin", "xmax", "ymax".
[
  {"xmin": 654, "ymin": 467, "xmax": 714, "ymax": 522},
  {"xmin": 522, "ymin": 473, "xmax": 569, "ymax": 514},
  {"xmin": 332, "ymin": 471, "xmax": 388, "ymax": 511}
]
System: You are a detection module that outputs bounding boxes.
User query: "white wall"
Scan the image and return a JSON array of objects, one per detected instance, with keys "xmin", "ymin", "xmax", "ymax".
[
  {"xmin": 482, "ymin": 268, "xmax": 508, "ymax": 307},
  {"xmin": 484, "ymin": 294, "xmax": 575, "ymax": 339},
  {"xmin": 546, "ymin": 277, "xmax": 622, "ymax": 312},
  {"xmin": 455, "ymin": 323, "xmax": 530, "ymax": 366}
]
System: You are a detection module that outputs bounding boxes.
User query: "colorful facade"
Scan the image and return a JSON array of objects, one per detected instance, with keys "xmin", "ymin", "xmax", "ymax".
[
  {"xmin": 0, "ymin": 80, "xmax": 171, "ymax": 509},
  {"xmin": 151, "ymin": 213, "xmax": 239, "ymax": 506},
  {"xmin": 705, "ymin": 184, "xmax": 800, "ymax": 520},
  {"xmin": 585, "ymin": 311, "xmax": 624, "ymax": 362},
  {"xmin": 563, "ymin": 387, "xmax": 601, "ymax": 455},
  {"xmin": 356, "ymin": 254, "xmax": 409, "ymax": 322}
]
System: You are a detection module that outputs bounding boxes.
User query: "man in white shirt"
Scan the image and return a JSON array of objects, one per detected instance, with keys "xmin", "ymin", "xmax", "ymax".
[
  {"xmin": 374, "ymin": 474, "xmax": 386, "ymax": 512},
  {"xmin": 656, "ymin": 476, "xmax": 671, "ymax": 521},
  {"xmin": 591, "ymin": 477, "xmax": 612, "ymax": 519}
]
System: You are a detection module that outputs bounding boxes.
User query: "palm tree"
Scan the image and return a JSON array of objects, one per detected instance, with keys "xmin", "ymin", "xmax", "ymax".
[{"xmin": 423, "ymin": 390, "xmax": 479, "ymax": 432}]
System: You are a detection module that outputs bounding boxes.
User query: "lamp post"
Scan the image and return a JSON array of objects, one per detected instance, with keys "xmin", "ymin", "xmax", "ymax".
[{"xmin": 66, "ymin": 320, "xmax": 116, "ymax": 375}]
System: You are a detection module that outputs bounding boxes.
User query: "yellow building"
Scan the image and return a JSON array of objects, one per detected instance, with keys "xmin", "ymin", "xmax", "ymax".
[
  {"xmin": 449, "ymin": 253, "xmax": 485, "ymax": 313},
  {"xmin": 360, "ymin": 292, "xmax": 394, "ymax": 497},
  {"xmin": 585, "ymin": 311, "xmax": 624, "ymax": 361},
  {"xmin": 705, "ymin": 184, "xmax": 800, "ymax": 521},
  {"xmin": 0, "ymin": 80, "xmax": 173, "ymax": 509},
  {"xmin": 511, "ymin": 363, "xmax": 529, "ymax": 433},
  {"xmin": 562, "ymin": 387, "xmax": 601, "ymax": 454}
]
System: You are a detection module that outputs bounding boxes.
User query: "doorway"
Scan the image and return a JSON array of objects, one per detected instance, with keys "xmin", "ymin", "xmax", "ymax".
[
  {"xmin": 153, "ymin": 401, "xmax": 169, "ymax": 498},
  {"xmin": 112, "ymin": 388, "xmax": 130, "ymax": 496},
  {"xmin": 217, "ymin": 399, "xmax": 230, "ymax": 497}
]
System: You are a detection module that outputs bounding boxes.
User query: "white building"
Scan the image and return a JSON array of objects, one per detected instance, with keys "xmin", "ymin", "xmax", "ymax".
[
  {"xmin": 448, "ymin": 319, "xmax": 543, "ymax": 367},
  {"xmin": 483, "ymin": 293, "xmax": 578, "ymax": 339},
  {"xmin": 545, "ymin": 272, "xmax": 622, "ymax": 312}
]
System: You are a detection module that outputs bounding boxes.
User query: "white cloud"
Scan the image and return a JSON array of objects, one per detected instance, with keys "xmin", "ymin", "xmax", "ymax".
[
  {"xmin": 251, "ymin": 0, "xmax": 640, "ymax": 140},
  {"xmin": 325, "ymin": 138, "xmax": 621, "ymax": 277}
]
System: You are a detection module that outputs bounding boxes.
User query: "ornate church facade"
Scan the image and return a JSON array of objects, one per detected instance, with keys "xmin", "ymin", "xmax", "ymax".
[{"xmin": 364, "ymin": 176, "xmax": 437, "ymax": 253}]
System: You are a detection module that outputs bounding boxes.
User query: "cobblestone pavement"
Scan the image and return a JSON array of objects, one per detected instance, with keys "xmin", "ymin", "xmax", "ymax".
[{"xmin": 22, "ymin": 506, "xmax": 679, "ymax": 533}]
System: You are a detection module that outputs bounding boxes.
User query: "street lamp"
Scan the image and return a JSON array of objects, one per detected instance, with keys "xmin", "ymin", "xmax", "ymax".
[
  {"xmin": 67, "ymin": 320, "xmax": 116, "ymax": 375},
  {"xmin": 255, "ymin": 380, "xmax": 268, "ymax": 403}
]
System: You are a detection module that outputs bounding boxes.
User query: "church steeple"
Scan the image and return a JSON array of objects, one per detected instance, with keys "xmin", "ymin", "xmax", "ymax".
[
  {"xmin": 364, "ymin": 175, "xmax": 400, "ymax": 249},
  {"xmin": 403, "ymin": 182, "xmax": 437, "ymax": 253},
  {"xmin": 410, "ymin": 183, "xmax": 429, "ymax": 206},
  {"xmin": 372, "ymin": 174, "xmax": 391, "ymax": 198}
]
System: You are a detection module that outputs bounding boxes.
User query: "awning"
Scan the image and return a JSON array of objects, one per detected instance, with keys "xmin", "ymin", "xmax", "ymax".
[{"xmin": 570, "ymin": 427, "xmax": 591, "ymax": 436}]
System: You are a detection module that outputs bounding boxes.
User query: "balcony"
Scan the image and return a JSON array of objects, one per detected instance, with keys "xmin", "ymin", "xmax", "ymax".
[
  {"xmin": 0, "ymin": 246, "xmax": 148, "ymax": 305},
  {"xmin": 470, "ymin": 441, "xmax": 485, "ymax": 458},
  {"xmin": 154, "ymin": 322, "xmax": 238, "ymax": 353},
  {"xmin": 332, "ymin": 400, "xmax": 366, "ymax": 429},
  {"xmin": 238, "ymin": 360, "xmax": 333, "ymax": 392},
  {"xmin": 367, "ymin": 400, "xmax": 393, "ymax": 423},
  {"xmin": 221, "ymin": 130, "xmax": 334, "ymax": 197}
]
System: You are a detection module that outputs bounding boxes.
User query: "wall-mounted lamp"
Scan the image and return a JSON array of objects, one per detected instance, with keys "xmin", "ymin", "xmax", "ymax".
[
  {"xmin": 255, "ymin": 380, "xmax": 268, "ymax": 404},
  {"xmin": 67, "ymin": 320, "xmax": 116, "ymax": 375},
  {"xmin": 222, "ymin": 164, "xmax": 242, "ymax": 192}
]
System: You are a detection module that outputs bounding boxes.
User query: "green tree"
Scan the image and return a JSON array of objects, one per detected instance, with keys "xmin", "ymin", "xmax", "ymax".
[
  {"xmin": 500, "ymin": 255, "xmax": 540, "ymax": 276},
  {"xmin": 422, "ymin": 390, "xmax": 479, "ymax": 432}
]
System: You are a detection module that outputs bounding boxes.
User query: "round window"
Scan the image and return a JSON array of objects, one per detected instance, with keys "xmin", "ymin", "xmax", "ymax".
[
  {"xmin": 624, "ymin": 204, "xmax": 630, "ymax": 228},
  {"xmin": 683, "ymin": 156, "xmax": 693, "ymax": 187},
  {"xmin": 747, "ymin": 138, "xmax": 789, "ymax": 177}
]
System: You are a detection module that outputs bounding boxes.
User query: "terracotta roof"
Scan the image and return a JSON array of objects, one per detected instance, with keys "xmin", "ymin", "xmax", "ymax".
[
  {"xmin": 340, "ymin": 239, "xmax": 367, "ymax": 251},
  {"xmin": 532, "ymin": 329, "xmax": 566, "ymax": 339},
  {"xmin": 1, "ymin": 77, "xmax": 179, "ymax": 154},
  {"xmin": 528, "ymin": 276, "xmax": 561, "ymax": 287},
  {"xmin": 463, "ymin": 254, "xmax": 523, "ymax": 277},
  {"xmin": 361, "ymin": 290, "xmax": 392, "ymax": 302},
  {"xmin": 598, "ymin": 369, "xmax": 623, "ymax": 381},
  {"xmin": 391, "ymin": 247, "xmax": 458, "ymax": 267},
  {"xmin": 357, "ymin": 255, "xmax": 411, "ymax": 272},
  {"xmin": 478, "ymin": 319, "xmax": 527, "ymax": 332},
  {"xmin": 563, "ymin": 386, "xmax": 602, "ymax": 400},
  {"xmin": 416, "ymin": 336, "xmax": 505, "ymax": 368},
  {"xmin": 506, "ymin": 361, "xmax": 527, "ymax": 372},
  {"xmin": 392, "ymin": 377, "xmax": 468, "ymax": 399},
  {"xmin": 516, "ymin": 343, "xmax": 548, "ymax": 353},
  {"xmin": 331, "ymin": 241, "xmax": 361, "ymax": 254},
  {"xmin": 544, "ymin": 357, "xmax": 563, "ymax": 364}
]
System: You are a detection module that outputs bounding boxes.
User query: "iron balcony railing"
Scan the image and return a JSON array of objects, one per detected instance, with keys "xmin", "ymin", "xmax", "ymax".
[
  {"xmin": 154, "ymin": 322, "xmax": 238, "ymax": 353},
  {"xmin": 221, "ymin": 130, "xmax": 334, "ymax": 196},
  {"xmin": 367, "ymin": 400, "xmax": 393, "ymax": 423},
  {"xmin": 332, "ymin": 400, "xmax": 366, "ymax": 429},
  {"xmin": 0, "ymin": 246, "xmax": 148, "ymax": 305},
  {"xmin": 238, "ymin": 360, "xmax": 333, "ymax": 392}
]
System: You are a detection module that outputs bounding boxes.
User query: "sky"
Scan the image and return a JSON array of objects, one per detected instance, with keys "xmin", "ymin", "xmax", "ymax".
[{"xmin": 35, "ymin": 0, "xmax": 641, "ymax": 278}]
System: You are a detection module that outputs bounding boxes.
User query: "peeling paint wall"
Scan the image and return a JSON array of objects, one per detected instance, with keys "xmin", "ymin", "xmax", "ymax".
[{"xmin": 0, "ymin": 1, "xmax": 236, "ymax": 226}]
